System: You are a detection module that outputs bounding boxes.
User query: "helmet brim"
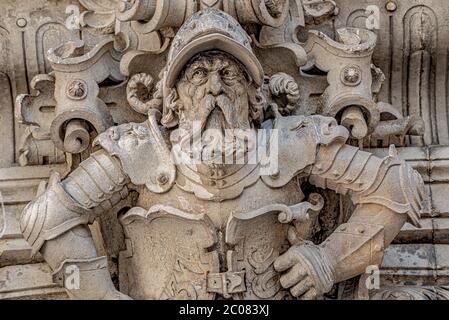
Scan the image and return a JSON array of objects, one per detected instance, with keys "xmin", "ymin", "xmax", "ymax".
[{"xmin": 165, "ymin": 33, "xmax": 264, "ymax": 88}]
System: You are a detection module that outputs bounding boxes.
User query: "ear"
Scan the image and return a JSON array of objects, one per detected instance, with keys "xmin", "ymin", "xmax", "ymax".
[
  {"xmin": 161, "ymin": 87, "xmax": 180, "ymax": 128},
  {"xmin": 248, "ymin": 86, "xmax": 267, "ymax": 124}
]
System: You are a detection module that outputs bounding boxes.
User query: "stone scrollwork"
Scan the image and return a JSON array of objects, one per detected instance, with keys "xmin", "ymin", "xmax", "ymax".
[
  {"xmin": 369, "ymin": 286, "xmax": 449, "ymax": 300},
  {"xmin": 115, "ymin": 0, "xmax": 291, "ymax": 31},
  {"xmin": 15, "ymin": 75, "xmax": 66, "ymax": 166},
  {"xmin": 16, "ymin": 74, "xmax": 56, "ymax": 140},
  {"xmin": 117, "ymin": 0, "xmax": 196, "ymax": 37},
  {"xmin": 234, "ymin": 0, "xmax": 291, "ymax": 27},
  {"xmin": 126, "ymin": 73, "xmax": 160, "ymax": 114},
  {"xmin": 302, "ymin": 0, "xmax": 338, "ymax": 25},
  {"xmin": 304, "ymin": 27, "xmax": 380, "ymax": 139},
  {"xmin": 266, "ymin": 72, "xmax": 301, "ymax": 115},
  {"xmin": 79, "ymin": 0, "xmax": 118, "ymax": 34},
  {"xmin": 369, "ymin": 102, "xmax": 425, "ymax": 146},
  {"xmin": 302, "ymin": 25, "xmax": 424, "ymax": 143},
  {"xmin": 46, "ymin": 37, "xmax": 123, "ymax": 154}
]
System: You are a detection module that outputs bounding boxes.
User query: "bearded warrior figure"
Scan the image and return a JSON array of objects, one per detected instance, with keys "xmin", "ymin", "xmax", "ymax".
[{"xmin": 19, "ymin": 9, "xmax": 426, "ymax": 300}]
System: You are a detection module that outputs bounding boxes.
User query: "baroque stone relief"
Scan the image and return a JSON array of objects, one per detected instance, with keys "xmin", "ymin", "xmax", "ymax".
[{"xmin": 1, "ymin": 0, "xmax": 449, "ymax": 300}]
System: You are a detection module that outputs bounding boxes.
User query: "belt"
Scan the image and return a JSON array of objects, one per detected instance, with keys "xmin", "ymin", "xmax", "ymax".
[{"xmin": 206, "ymin": 271, "xmax": 246, "ymax": 298}]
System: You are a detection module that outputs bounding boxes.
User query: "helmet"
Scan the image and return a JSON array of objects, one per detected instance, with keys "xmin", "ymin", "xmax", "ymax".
[{"xmin": 165, "ymin": 8, "xmax": 264, "ymax": 88}]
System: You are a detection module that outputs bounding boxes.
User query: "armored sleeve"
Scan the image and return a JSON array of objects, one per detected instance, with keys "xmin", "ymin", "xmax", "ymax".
[
  {"xmin": 20, "ymin": 150, "xmax": 131, "ymax": 256},
  {"xmin": 308, "ymin": 141, "xmax": 426, "ymax": 282},
  {"xmin": 309, "ymin": 143, "xmax": 425, "ymax": 227}
]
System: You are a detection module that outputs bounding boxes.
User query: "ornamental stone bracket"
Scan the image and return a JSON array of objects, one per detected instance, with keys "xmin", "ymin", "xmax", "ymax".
[{"xmin": 46, "ymin": 37, "xmax": 122, "ymax": 154}]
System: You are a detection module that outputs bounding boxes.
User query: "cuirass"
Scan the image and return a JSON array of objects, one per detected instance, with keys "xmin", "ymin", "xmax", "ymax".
[{"xmin": 119, "ymin": 170, "xmax": 307, "ymax": 300}]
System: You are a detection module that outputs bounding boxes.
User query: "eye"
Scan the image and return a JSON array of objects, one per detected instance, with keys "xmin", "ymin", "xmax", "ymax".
[
  {"xmin": 190, "ymin": 68, "xmax": 207, "ymax": 81},
  {"xmin": 221, "ymin": 68, "xmax": 237, "ymax": 81}
]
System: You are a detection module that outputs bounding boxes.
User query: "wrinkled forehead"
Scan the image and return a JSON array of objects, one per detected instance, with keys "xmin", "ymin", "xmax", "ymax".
[{"xmin": 183, "ymin": 51, "xmax": 247, "ymax": 73}]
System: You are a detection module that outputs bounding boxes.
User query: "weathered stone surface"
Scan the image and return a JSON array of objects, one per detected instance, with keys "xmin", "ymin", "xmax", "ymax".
[
  {"xmin": 0, "ymin": 263, "xmax": 67, "ymax": 299},
  {"xmin": 382, "ymin": 244, "xmax": 436, "ymax": 271},
  {"xmin": 0, "ymin": 0, "xmax": 448, "ymax": 300}
]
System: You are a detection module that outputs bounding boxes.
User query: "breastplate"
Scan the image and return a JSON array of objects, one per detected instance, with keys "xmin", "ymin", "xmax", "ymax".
[{"xmin": 118, "ymin": 169, "xmax": 323, "ymax": 300}]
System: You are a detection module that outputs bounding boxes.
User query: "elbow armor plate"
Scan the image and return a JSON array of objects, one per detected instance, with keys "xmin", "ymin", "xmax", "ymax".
[
  {"xmin": 310, "ymin": 144, "xmax": 427, "ymax": 227},
  {"xmin": 20, "ymin": 150, "xmax": 130, "ymax": 256}
]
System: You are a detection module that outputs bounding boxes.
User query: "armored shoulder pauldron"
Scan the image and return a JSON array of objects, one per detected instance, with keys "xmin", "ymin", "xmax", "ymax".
[
  {"xmin": 94, "ymin": 111, "xmax": 176, "ymax": 194},
  {"xmin": 261, "ymin": 115, "xmax": 349, "ymax": 188}
]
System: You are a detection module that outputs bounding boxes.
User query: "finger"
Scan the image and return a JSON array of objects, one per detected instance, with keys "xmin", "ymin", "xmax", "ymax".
[
  {"xmin": 279, "ymin": 263, "xmax": 307, "ymax": 289},
  {"xmin": 290, "ymin": 278, "xmax": 313, "ymax": 297},
  {"xmin": 298, "ymin": 287, "xmax": 318, "ymax": 300},
  {"xmin": 274, "ymin": 248, "xmax": 300, "ymax": 272}
]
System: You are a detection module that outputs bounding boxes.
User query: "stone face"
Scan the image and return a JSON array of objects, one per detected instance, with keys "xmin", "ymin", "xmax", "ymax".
[{"xmin": 0, "ymin": 0, "xmax": 449, "ymax": 300}]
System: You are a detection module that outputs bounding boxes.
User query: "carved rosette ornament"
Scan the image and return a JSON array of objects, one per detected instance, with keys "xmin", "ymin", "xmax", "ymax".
[
  {"xmin": 341, "ymin": 65, "xmax": 362, "ymax": 86},
  {"xmin": 66, "ymin": 79, "xmax": 88, "ymax": 100},
  {"xmin": 13, "ymin": 1, "xmax": 431, "ymax": 301}
]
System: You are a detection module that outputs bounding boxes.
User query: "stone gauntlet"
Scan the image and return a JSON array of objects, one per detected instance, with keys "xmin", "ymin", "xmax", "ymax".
[{"xmin": 274, "ymin": 243, "xmax": 336, "ymax": 299}]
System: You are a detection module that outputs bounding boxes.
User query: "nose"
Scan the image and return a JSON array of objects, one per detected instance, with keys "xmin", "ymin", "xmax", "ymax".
[{"xmin": 207, "ymin": 73, "xmax": 223, "ymax": 96}]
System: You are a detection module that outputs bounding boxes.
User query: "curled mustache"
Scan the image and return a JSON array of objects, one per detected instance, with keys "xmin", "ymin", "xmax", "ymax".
[
  {"xmin": 199, "ymin": 93, "xmax": 248, "ymax": 131},
  {"xmin": 199, "ymin": 94, "xmax": 216, "ymax": 129}
]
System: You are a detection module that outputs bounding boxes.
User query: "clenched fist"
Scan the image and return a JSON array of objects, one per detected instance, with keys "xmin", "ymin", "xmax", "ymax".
[{"xmin": 274, "ymin": 243, "xmax": 336, "ymax": 299}]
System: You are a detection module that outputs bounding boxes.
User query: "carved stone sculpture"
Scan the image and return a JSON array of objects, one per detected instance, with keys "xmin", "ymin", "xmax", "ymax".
[
  {"xmin": 15, "ymin": 7, "xmax": 426, "ymax": 300},
  {"xmin": 7, "ymin": 0, "xmax": 449, "ymax": 300}
]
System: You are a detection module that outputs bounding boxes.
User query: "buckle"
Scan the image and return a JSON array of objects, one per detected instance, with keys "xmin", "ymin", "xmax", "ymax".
[{"xmin": 206, "ymin": 271, "xmax": 246, "ymax": 298}]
